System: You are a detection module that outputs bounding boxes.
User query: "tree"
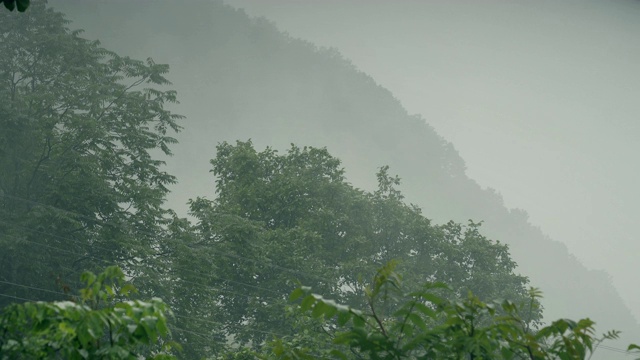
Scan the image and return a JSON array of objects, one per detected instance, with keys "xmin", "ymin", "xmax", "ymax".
[
  {"xmin": 0, "ymin": 266, "xmax": 178, "ymax": 359},
  {"xmin": 267, "ymin": 262, "xmax": 629, "ymax": 360},
  {"xmin": 0, "ymin": 1, "xmax": 182, "ymax": 309},
  {"xmin": 170, "ymin": 140, "xmax": 537, "ymax": 356}
]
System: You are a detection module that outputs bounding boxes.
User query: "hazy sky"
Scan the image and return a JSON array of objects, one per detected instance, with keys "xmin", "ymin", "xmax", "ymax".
[{"xmin": 226, "ymin": 0, "xmax": 640, "ymax": 319}]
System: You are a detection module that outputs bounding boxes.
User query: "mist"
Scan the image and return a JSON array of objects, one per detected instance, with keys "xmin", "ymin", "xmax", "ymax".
[
  {"xmin": 226, "ymin": 0, "xmax": 640, "ymax": 322},
  {"xmin": 3, "ymin": 0, "xmax": 639, "ymax": 358}
]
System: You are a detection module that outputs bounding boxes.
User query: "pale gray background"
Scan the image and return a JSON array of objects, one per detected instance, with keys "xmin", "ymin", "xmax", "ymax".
[{"xmin": 226, "ymin": 0, "xmax": 640, "ymax": 320}]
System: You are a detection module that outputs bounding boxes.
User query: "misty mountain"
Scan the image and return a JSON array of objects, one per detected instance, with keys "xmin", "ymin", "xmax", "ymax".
[{"xmin": 52, "ymin": 0, "xmax": 639, "ymax": 354}]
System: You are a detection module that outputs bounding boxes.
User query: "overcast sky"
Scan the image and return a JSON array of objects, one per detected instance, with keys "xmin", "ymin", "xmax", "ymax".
[{"xmin": 225, "ymin": 0, "xmax": 640, "ymax": 319}]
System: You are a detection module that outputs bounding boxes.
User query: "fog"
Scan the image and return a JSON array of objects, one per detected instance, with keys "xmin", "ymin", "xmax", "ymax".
[
  {"xmin": 229, "ymin": 0, "xmax": 640, "ymax": 320},
  {"xmin": 14, "ymin": 0, "xmax": 640, "ymax": 357}
]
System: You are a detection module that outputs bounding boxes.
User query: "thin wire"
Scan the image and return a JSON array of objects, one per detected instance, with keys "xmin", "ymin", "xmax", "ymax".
[
  {"xmin": 1, "ymin": 192, "xmax": 194, "ymax": 242},
  {"xmin": 0, "ymin": 256, "xmax": 331, "ymax": 355},
  {"xmin": 0, "ymin": 289, "xmax": 293, "ymax": 352},
  {"xmin": 169, "ymin": 325, "xmax": 217, "ymax": 342},
  {"xmin": 186, "ymin": 244, "xmax": 328, "ymax": 283},
  {"xmin": 2, "ymin": 236, "xmax": 293, "ymax": 314},
  {"xmin": 170, "ymin": 277, "xmax": 283, "ymax": 302},
  {"xmin": 2, "ymin": 194, "xmax": 637, "ymax": 356},
  {"xmin": 0, "ymin": 281, "xmax": 287, "ymax": 341},
  {"xmin": 596, "ymin": 344, "xmax": 635, "ymax": 356},
  {"xmin": 0, "ymin": 278, "xmax": 292, "ymax": 347},
  {"xmin": 0, "ymin": 293, "xmax": 35, "ymax": 302},
  {"xmin": 0, "ymin": 193, "xmax": 136, "ymax": 230},
  {"xmin": 3, "ymin": 231, "xmax": 299, "ymax": 301},
  {"xmin": 1, "ymin": 193, "xmax": 328, "ymax": 283},
  {"xmin": 0, "ymin": 277, "xmax": 635, "ymax": 357},
  {"xmin": 1, "ymin": 277, "xmax": 634, "ymax": 357},
  {"xmin": 172, "ymin": 313, "xmax": 290, "ymax": 339},
  {"xmin": 0, "ymin": 220, "xmax": 124, "ymax": 254},
  {"xmin": 2, "ymin": 233, "xmax": 122, "ymax": 266},
  {"xmin": 167, "ymin": 267, "xmax": 283, "ymax": 295},
  {"xmin": 0, "ymin": 280, "xmax": 71, "ymax": 297}
]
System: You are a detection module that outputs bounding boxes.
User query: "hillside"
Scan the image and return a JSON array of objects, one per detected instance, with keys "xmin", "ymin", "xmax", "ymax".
[{"xmin": 53, "ymin": 0, "xmax": 639, "ymax": 355}]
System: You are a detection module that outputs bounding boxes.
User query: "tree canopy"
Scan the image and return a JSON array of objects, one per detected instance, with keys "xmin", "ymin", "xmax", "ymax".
[
  {"xmin": 267, "ymin": 262, "xmax": 629, "ymax": 360},
  {"xmin": 1, "ymin": 3, "xmax": 638, "ymax": 359},
  {"xmin": 49, "ymin": 2, "xmax": 640, "ymax": 344},
  {"xmin": 0, "ymin": 266, "xmax": 177, "ymax": 359},
  {"xmin": 164, "ymin": 140, "xmax": 538, "ymax": 356},
  {"xmin": 0, "ymin": 1, "xmax": 182, "ymax": 308}
]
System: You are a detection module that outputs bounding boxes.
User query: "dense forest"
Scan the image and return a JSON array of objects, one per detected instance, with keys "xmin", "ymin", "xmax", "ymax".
[
  {"xmin": 0, "ymin": 1, "xmax": 638, "ymax": 359},
  {"xmin": 52, "ymin": 0, "xmax": 640, "ymax": 347}
]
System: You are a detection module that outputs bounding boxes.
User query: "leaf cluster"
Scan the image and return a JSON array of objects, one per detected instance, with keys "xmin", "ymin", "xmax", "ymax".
[
  {"xmin": 0, "ymin": 1, "xmax": 182, "ymax": 311},
  {"xmin": 1, "ymin": 0, "xmax": 28, "ymax": 12},
  {"xmin": 160, "ymin": 140, "xmax": 541, "ymax": 356},
  {"xmin": 0, "ymin": 266, "xmax": 178, "ymax": 359},
  {"xmin": 280, "ymin": 263, "xmax": 626, "ymax": 360}
]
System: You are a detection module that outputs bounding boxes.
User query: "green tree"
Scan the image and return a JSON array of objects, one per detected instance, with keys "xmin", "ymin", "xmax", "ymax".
[
  {"xmin": 270, "ymin": 262, "xmax": 627, "ymax": 360},
  {"xmin": 171, "ymin": 140, "xmax": 537, "ymax": 356},
  {"xmin": 0, "ymin": 266, "xmax": 178, "ymax": 359},
  {"xmin": 0, "ymin": 1, "xmax": 182, "ymax": 307}
]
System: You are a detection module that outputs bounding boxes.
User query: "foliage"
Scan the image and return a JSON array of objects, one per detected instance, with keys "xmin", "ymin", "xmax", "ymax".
[
  {"xmin": 1, "ymin": 0, "xmax": 29, "ymax": 12},
  {"xmin": 168, "ymin": 140, "xmax": 538, "ymax": 356},
  {"xmin": 50, "ymin": 2, "xmax": 640, "ymax": 351},
  {"xmin": 0, "ymin": 1, "xmax": 182, "ymax": 308},
  {"xmin": 0, "ymin": 266, "xmax": 178, "ymax": 359},
  {"xmin": 268, "ymin": 262, "xmax": 628, "ymax": 360},
  {"xmin": 4, "ymin": 3, "xmax": 634, "ymax": 359}
]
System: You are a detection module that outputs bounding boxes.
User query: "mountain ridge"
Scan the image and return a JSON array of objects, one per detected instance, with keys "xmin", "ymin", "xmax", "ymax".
[{"xmin": 51, "ymin": 1, "xmax": 639, "ymax": 356}]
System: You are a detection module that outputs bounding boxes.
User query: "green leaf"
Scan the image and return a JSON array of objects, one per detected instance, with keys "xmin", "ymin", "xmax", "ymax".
[
  {"xmin": 337, "ymin": 311, "xmax": 352, "ymax": 326},
  {"xmin": 414, "ymin": 302, "xmax": 437, "ymax": 319},
  {"xmin": 16, "ymin": 0, "xmax": 28, "ymax": 11},
  {"xmin": 300, "ymin": 295, "xmax": 316, "ymax": 312},
  {"xmin": 323, "ymin": 304, "xmax": 338, "ymax": 319},
  {"xmin": 353, "ymin": 315, "xmax": 366, "ymax": 328},
  {"xmin": 407, "ymin": 313, "xmax": 427, "ymax": 331},
  {"xmin": 419, "ymin": 292, "xmax": 445, "ymax": 305},
  {"xmin": 3, "ymin": 1, "xmax": 15, "ymax": 11},
  {"xmin": 289, "ymin": 287, "xmax": 305, "ymax": 301},
  {"xmin": 311, "ymin": 302, "xmax": 327, "ymax": 319},
  {"xmin": 77, "ymin": 348, "xmax": 89, "ymax": 359}
]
